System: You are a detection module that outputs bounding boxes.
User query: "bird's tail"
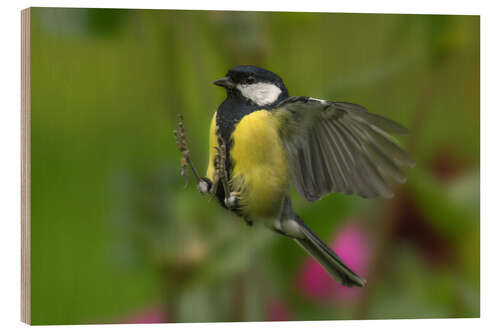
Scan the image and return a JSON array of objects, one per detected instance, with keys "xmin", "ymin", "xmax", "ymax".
[{"xmin": 294, "ymin": 216, "xmax": 366, "ymax": 288}]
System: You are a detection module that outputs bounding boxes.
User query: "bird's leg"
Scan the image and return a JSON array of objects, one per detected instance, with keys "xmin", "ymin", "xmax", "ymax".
[
  {"xmin": 208, "ymin": 149, "xmax": 221, "ymax": 200},
  {"xmin": 173, "ymin": 115, "xmax": 211, "ymax": 194},
  {"xmin": 213, "ymin": 132, "xmax": 237, "ymax": 209}
]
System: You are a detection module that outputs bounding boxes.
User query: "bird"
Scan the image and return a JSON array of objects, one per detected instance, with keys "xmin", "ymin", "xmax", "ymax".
[{"xmin": 174, "ymin": 65, "xmax": 415, "ymax": 287}]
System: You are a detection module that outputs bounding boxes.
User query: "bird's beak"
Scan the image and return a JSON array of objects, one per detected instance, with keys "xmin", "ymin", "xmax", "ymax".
[{"xmin": 213, "ymin": 76, "xmax": 235, "ymax": 89}]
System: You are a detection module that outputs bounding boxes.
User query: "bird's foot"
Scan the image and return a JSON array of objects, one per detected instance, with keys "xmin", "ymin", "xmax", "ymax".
[
  {"xmin": 197, "ymin": 177, "xmax": 212, "ymax": 195},
  {"xmin": 224, "ymin": 192, "xmax": 238, "ymax": 209}
]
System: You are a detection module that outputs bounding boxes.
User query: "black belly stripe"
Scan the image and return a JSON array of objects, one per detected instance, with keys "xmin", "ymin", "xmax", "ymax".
[
  {"xmin": 216, "ymin": 97, "xmax": 261, "ymax": 175},
  {"xmin": 213, "ymin": 92, "xmax": 288, "ymax": 223}
]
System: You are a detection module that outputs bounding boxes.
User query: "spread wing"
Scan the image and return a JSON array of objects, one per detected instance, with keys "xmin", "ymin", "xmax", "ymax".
[{"xmin": 272, "ymin": 96, "xmax": 415, "ymax": 201}]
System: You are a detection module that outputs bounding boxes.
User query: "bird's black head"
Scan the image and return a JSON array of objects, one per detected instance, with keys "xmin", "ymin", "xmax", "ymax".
[{"xmin": 214, "ymin": 65, "xmax": 289, "ymax": 107}]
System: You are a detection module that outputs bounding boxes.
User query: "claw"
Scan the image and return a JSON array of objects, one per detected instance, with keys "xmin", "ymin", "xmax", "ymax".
[
  {"xmin": 173, "ymin": 115, "xmax": 234, "ymax": 206},
  {"xmin": 197, "ymin": 179, "xmax": 210, "ymax": 194}
]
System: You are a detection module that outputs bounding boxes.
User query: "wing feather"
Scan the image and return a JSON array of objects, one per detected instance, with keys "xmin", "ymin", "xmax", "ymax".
[
  {"xmin": 325, "ymin": 122, "xmax": 355, "ymax": 194},
  {"xmin": 319, "ymin": 122, "xmax": 347, "ymax": 192},
  {"xmin": 273, "ymin": 97, "xmax": 414, "ymax": 201}
]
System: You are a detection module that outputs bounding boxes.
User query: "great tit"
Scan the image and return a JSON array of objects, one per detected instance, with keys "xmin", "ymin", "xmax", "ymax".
[{"xmin": 175, "ymin": 65, "xmax": 414, "ymax": 287}]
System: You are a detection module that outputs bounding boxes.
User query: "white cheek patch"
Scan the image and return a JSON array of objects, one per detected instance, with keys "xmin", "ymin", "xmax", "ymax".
[{"xmin": 236, "ymin": 82, "xmax": 282, "ymax": 106}]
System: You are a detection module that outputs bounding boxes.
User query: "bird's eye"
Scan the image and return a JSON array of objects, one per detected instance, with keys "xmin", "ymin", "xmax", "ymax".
[{"xmin": 245, "ymin": 76, "xmax": 256, "ymax": 84}]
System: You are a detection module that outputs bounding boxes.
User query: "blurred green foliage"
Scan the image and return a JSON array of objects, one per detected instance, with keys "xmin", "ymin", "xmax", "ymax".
[{"xmin": 29, "ymin": 8, "xmax": 479, "ymax": 325}]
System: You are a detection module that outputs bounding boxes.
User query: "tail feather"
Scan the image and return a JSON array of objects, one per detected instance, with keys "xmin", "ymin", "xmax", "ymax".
[{"xmin": 294, "ymin": 217, "xmax": 366, "ymax": 288}]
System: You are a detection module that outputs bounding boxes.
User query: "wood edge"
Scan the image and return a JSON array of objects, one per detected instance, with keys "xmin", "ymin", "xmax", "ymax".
[{"xmin": 21, "ymin": 7, "xmax": 31, "ymax": 325}]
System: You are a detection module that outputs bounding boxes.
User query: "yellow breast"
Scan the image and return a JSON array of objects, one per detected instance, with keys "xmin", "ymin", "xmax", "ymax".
[
  {"xmin": 206, "ymin": 111, "xmax": 218, "ymax": 181},
  {"xmin": 230, "ymin": 110, "xmax": 289, "ymax": 219}
]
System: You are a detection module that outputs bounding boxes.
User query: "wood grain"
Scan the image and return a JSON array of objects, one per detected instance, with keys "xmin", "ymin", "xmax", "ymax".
[{"xmin": 21, "ymin": 7, "xmax": 31, "ymax": 325}]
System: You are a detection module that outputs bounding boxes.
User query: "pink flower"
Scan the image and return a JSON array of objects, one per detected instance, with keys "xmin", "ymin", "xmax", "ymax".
[
  {"xmin": 297, "ymin": 222, "xmax": 371, "ymax": 303},
  {"xmin": 122, "ymin": 306, "xmax": 167, "ymax": 324},
  {"xmin": 266, "ymin": 299, "xmax": 292, "ymax": 321},
  {"xmin": 297, "ymin": 255, "xmax": 333, "ymax": 301}
]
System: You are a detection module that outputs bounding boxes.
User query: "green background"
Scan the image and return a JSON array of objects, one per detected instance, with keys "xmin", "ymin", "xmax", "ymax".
[{"xmin": 29, "ymin": 8, "xmax": 479, "ymax": 324}]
